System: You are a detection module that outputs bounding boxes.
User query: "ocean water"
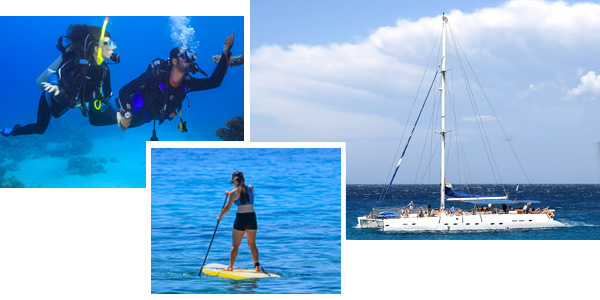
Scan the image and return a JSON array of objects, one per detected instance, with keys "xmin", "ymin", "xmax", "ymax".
[
  {"xmin": 0, "ymin": 16, "xmax": 244, "ymax": 188},
  {"xmin": 151, "ymin": 148, "xmax": 341, "ymax": 294},
  {"xmin": 347, "ymin": 184, "xmax": 600, "ymax": 240}
]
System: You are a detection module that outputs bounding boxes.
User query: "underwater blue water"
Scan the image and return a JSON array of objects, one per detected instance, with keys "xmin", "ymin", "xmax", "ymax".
[
  {"xmin": 0, "ymin": 16, "xmax": 244, "ymax": 188},
  {"xmin": 151, "ymin": 148, "xmax": 341, "ymax": 294},
  {"xmin": 347, "ymin": 184, "xmax": 600, "ymax": 240}
]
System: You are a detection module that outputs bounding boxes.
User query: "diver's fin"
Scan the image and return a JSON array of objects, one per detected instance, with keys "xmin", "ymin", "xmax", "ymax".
[{"xmin": 1, "ymin": 124, "xmax": 20, "ymax": 137}]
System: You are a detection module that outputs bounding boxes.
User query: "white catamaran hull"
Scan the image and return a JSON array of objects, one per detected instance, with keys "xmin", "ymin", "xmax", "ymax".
[{"xmin": 358, "ymin": 213, "xmax": 565, "ymax": 231}]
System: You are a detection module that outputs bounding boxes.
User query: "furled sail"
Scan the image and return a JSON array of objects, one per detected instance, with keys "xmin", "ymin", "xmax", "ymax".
[{"xmin": 444, "ymin": 183, "xmax": 508, "ymax": 201}]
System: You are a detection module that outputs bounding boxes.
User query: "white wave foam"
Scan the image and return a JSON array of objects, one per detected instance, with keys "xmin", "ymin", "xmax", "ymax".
[
  {"xmin": 563, "ymin": 220, "xmax": 598, "ymax": 227},
  {"xmin": 169, "ymin": 16, "xmax": 199, "ymax": 51}
]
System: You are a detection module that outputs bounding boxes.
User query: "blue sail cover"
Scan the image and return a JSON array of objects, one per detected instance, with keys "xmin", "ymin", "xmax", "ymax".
[
  {"xmin": 461, "ymin": 199, "xmax": 540, "ymax": 205},
  {"xmin": 444, "ymin": 186, "xmax": 540, "ymax": 204},
  {"xmin": 378, "ymin": 211, "xmax": 400, "ymax": 218},
  {"xmin": 444, "ymin": 186, "xmax": 504, "ymax": 199}
]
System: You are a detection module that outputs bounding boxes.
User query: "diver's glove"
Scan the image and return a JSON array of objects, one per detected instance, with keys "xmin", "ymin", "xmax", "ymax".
[
  {"xmin": 117, "ymin": 109, "xmax": 132, "ymax": 132},
  {"xmin": 41, "ymin": 82, "xmax": 60, "ymax": 96}
]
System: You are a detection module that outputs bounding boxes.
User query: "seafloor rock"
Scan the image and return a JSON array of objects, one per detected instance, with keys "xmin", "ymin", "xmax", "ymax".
[
  {"xmin": 67, "ymin": 157, "xmax": 107, "ymax": 176},
  {"xmin": 0, "ymin": 176, "xmax": 25, "ymax": 188},
  {"xmin": 46, "ymin": 143, "xmax": 71, "ymax": 157},
  {"xmin": 69, "ymin": 130, "xmax": 93, "ymax": 155}
]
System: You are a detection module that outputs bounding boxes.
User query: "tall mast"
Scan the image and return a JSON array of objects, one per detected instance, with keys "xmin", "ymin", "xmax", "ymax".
[{"xmin": 440, "ymin": 13, "xmax": 448, "ymax": 210}]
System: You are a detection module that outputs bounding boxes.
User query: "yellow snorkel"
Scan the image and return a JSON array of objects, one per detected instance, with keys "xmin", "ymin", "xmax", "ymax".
[{"xmin": 96, "ymin": 17, "xmax": 109, "ymax": 65}]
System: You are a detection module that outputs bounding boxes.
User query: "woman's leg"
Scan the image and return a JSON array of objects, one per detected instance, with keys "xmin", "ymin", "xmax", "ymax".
[
  {"xmin": 228, "ymin": 229, "xmax": 245, "ymax": 271},
  {"xmin": 9, "ymin": 92, "xmax": 52, "ymax": 136},
  {"xmin": 245, "ymin": 229, "xmax": 260, "ymax": 271}
]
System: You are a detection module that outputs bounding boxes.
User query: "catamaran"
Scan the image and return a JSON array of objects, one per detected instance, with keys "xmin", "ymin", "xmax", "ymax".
[{"xmin": 357, "ymin": 14, "xmax": 565, "ymax": 231}]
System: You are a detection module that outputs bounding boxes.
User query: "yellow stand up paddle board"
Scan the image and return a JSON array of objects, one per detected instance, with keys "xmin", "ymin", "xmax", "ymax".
[{"xmin": 202, "ymin": 263, "xmax": 280, "ymax": 279}]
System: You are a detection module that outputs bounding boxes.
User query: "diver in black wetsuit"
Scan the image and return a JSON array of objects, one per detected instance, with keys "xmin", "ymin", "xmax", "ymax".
[
  {"xmin": 115, "ymin": 32, "xmax": 235, "ymax": 133},
  {"xmin": 0, "ymin": 22, "xmax": 120, "ymax": 137}
]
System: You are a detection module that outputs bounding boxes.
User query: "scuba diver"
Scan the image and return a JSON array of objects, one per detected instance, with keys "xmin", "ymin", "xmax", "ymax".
[
  {"xmin": 115, "ymin": 32, "xmax": 235, "ymax": 139},
  {"xmin": 0, "ymin": 18, "xmax": 120, "ymax": 137}
]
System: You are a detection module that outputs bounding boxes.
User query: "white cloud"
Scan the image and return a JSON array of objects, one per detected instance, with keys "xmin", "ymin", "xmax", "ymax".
[{"xmin": 567, "ymin": 71, "xmax": 600, "ymax": 100}]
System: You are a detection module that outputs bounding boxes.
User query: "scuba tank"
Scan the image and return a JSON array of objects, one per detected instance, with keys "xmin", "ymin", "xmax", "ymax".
[
  {"xmin": 36, "ymin": 55, "xmax": 63, "ymax": 91},
  {"xmin": 37, "ymin": 35, "xmax": 73, "ymax": 91}
]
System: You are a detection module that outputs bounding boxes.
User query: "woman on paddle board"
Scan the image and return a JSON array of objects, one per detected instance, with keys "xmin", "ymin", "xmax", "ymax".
[{"xmin": 217, "ymin": 171, "xmax": 261, "ymax": 272}]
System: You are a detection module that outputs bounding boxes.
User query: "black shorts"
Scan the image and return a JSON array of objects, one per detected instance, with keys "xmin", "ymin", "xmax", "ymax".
[{"xmin": 233, "ymin": 212, "xmax": 257, "ymax": 231}]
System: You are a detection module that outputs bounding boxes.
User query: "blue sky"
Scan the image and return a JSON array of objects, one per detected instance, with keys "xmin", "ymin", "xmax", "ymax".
[
  {"xmin": 251, "ymin": 0, "xmax": 600, "ymax": 184},
  {"xmin": 252, "ymin": 0, "xmax": 507, "ymax": 47}
]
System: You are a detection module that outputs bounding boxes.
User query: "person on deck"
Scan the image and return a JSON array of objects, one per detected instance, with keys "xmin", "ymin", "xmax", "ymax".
[
  {"xmin": 217, "ymin": 171, "xmax": 261, "ymax": 272},
  {"xmin": 115, "ymin": 32, "xmax": 235, "ymax": 133},
  {"xmin": 1, "ymin": 23, "xmax": 120, "ymax": 137}
]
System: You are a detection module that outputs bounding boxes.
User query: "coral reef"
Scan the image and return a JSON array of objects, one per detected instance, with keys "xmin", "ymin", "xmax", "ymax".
[
  {"xmin": 67, "ymin": 157, "xmax": 107, "ymax": 176},
  {"xmin": 0, "ymin": 136, "xmax": 46, "ymax": 162},
  {"xmin": 216, "ymin": 116, "xmax": 244, "ymax": 141},
  {"xmin": 0, "ymin": 138, "xmax": 29, "ymax": 188},
  {"xmin": 0, "ymin": 176, "xmax": 25, "ymax": 188},
  {"xmin": 213, "ymin": 54, "xmax": 244, "ymax": 67}
]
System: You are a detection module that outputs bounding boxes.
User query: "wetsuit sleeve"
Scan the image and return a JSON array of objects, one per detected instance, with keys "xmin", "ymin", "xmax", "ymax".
[
  {"xmin": 118, "ymin": 70, "xmax": 153, "ymax": 111},
  {"xmin": 186, "ymin": 51, "xmax": 232, "ymax": 93}
]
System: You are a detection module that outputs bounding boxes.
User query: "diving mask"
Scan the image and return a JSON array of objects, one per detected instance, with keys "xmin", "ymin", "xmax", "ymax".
[
  {"xmin": 177, "ymin": 48, "xmax": 197, "ymax": 63},
  {"xmin": 103, "ymin": 39, "xmax": 117, "ymax": 50},
  {"xmin": 176, "ymin": 48, "xmax": 206, "ymax": 76}
]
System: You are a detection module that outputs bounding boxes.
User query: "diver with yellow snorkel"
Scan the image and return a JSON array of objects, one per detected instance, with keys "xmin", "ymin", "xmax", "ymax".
[{"xmin": 1, "ymin": 18, "xmax": 120, "ymax": 137}]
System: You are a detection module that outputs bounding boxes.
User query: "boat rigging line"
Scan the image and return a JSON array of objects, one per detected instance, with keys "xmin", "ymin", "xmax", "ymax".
[{"xmin": 376, "ymin": 68, "xmax": 440, "ymax": 208}]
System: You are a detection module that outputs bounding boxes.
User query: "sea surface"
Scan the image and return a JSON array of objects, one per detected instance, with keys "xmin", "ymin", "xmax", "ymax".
[
  {"xmin": 151, "ymin": 148, "xmax": 341, "ymax": 294},
  {"xmin": 347, "ymin": 184, "xmax": 600, "ymax": 240},
  {"xmin": 0, "ymin": 16, "xmax": 244, "ymax": 188}
]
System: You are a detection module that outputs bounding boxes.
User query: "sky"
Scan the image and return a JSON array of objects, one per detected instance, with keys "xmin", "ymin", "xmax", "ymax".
[{"xmin": 250, "ymin": 0, "xmax": 600, "ymax": 184}]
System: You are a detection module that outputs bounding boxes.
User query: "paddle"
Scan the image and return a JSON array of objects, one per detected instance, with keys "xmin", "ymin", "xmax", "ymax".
[{"xmin": 198, "ymin": 195, "xmax": 229, "ymax": 276}]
